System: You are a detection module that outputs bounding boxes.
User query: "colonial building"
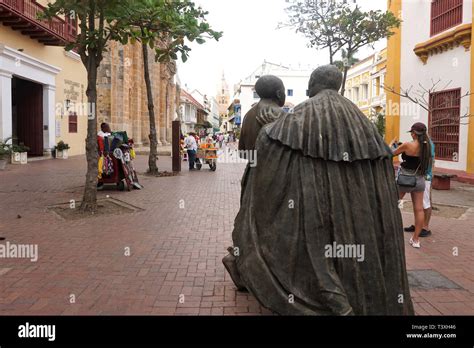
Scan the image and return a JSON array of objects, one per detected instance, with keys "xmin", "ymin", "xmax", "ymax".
[
  {"xmin": 180, "ymin": 89, "xmax": 207, "ymax": 134},
  {"xmin": 97, "ymin": 41, "xmax": 179, "ymax": 147},
  {"xmin": 386, "ymin": 0, "xmax": 474, "ymax": 174},
  {"xmin": 190, "ymin": 89, "xmax": 220, "ymax": 131},
  {"xmin": 235, "ymin": 60, "xmax": 315, "ymax": 123},
  {"xmin": 346, "ymin": 48, "xmax": 387, "ymax": 117},
  {"xmin": 0, "ymin": 0, "xmax": 87, "ymax": 157}
]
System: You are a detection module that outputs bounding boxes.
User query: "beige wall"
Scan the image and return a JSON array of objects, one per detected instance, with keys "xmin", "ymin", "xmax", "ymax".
[{"xmin": 1, "ymin": 23, "xmax": 87, "ymax": 156}]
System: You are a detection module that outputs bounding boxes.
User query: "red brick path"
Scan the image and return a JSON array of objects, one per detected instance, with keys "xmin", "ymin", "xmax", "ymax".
[{"xmin": 0, "ymin": 154, "xmax": 472, "ymax": 315}]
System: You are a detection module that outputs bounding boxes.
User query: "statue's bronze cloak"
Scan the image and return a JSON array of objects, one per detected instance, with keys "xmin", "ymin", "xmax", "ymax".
[{"xmin": 232, "ymin": 89, "xmax": 414, "ymax": 315}]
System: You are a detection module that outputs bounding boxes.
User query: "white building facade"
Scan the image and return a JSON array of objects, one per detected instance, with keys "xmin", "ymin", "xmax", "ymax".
[
  {"xmin": 236, "ymin": 61, "xmax": 316, "ymax": 123},
  {"xmin": 387, "ymin": 0, "xmax": 474, "ymax": 173},
  {"xmin": 190, "ymin": 89, "xmax": 220, "ymax": 131},
  {"xmin": 180, "ymin": 90, "xmax": 199, "ymax": 134}
]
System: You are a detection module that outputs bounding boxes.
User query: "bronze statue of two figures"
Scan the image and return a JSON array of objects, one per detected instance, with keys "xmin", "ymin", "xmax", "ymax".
[{"xmin": 223, "ymin": 65, "xmax": 414, "ymax": 316}]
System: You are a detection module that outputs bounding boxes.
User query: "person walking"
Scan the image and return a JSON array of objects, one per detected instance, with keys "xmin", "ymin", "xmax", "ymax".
[
  {"xmin": 184, "ymin": 132, "xmax": 198, "ymax": 171},
  {"xmin": 218, "ymin": 133, "xmax": 224, "ymax": 148},
  {"xmin": 391, "ymin": 122, "xmax": 433, "ymax": 249},
  {"xmin": 404, "ymin": 134, "xmax": 436, "ymax": 237}
]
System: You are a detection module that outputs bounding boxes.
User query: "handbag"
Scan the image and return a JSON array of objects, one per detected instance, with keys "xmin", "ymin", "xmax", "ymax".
[{"xmin": 397, "ymin": 163, "xmax": 421, "ymax": 187}]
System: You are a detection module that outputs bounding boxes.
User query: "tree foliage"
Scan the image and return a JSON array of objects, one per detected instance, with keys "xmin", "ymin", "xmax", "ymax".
[
  {"xmin": 282, "ymin": 0, "xmax": 401, "ymax": 95},
  {"xmin": 333, "ymin": 49, "xmax": 359, "ymax": 72},
  {"xmin": 113, "ymin": 0, "xmax": 222, "ymax": 63}
]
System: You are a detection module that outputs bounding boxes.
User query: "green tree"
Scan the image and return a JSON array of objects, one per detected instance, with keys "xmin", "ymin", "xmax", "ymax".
[
  {"xmin": 114, "ymin": 0, "xmax": 221, "ymax": 175},
  {"xmin": 283, "ymin": 0, "xmax": 400, "ymax": 96},
  {"xmin": 370, "ymin": 111, "xmax": 385, "ymax": 137},
  {"xmin": 333, "ymin": 49, "xmax": 359, "ymax": 72},
  {"xmin": 43, "ymin": 0, "xmax": 126, "ymax": 212}
]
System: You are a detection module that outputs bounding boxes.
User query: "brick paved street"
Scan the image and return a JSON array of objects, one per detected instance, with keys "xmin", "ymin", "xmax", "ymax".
[{"xmin": 0, "ymin": 153, "xmax": 473, "ymax": 315}]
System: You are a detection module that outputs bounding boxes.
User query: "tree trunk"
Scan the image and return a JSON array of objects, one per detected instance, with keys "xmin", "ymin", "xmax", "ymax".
[
  {"xmin": 142, "ymin": 42, "xmax": 159, "ymax": 175},
  {"xmin": 80, "ymin": 54, "xmax": 99, "ymax": 212},
  {"xmin": 341, "ymin": 66, "xmax": 349, "ymax": 96}
]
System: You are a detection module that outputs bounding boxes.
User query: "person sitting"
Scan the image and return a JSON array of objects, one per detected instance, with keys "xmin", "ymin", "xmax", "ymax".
[{"xmin": 98, "ymin": 122, "xmax": 111, "ymax": 138}]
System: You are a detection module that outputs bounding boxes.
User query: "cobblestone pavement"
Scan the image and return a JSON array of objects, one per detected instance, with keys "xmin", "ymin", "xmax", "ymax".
[{"xmin": 0, "ymin": 152, "xmax": 472, "ymax": 315}]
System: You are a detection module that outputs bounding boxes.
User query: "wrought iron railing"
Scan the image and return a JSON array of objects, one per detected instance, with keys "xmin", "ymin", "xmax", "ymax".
[{"xmin": 0, "ymin": 0, "xmax": 76, "ymax": 43}]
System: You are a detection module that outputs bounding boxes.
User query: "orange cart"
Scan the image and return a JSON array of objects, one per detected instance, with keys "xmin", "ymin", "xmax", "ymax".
[{"xmin": 196, "ymin": 143, "xmax": 217, "ymax": 171}]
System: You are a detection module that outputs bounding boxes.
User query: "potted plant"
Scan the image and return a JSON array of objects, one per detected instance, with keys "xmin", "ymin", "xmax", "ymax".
[
  {"xmin": 10, "ymin": 143, "xmax": 29, "ymax": 165},
  {"xmin": 56, "ymin": 141, "xmax": 70, "ymax": 159},
  {"xmin": 0, "ymin": 141, "xmax": 10, "ymax": 170}
]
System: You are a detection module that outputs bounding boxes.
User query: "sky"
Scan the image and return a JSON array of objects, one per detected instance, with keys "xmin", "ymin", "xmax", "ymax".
[{"xmin": 177, "ymin": 0, "xmax": 387, "ymax": 97}]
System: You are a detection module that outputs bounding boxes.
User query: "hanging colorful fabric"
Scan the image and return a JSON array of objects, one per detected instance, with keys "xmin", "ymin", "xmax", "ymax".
[
  {"xmin": 104, "ymin": 154, "xmax": 114, "ymax": 176},
  {"xmin": 98, "ymin": 155, "xmax": 104, "ymax": 179}
]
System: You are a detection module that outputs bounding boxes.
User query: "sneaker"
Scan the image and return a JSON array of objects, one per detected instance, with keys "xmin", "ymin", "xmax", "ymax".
[
  {"xmin": 404, "ymin": 225, "xmax": 415, "ymax": 232},
  {"xmin": 410, "ymin": 238, "xmax": 421, "ymax": 248},
  {"xmin": 419, "ymin": 229, "xmax": 432, "ymax": 238}
]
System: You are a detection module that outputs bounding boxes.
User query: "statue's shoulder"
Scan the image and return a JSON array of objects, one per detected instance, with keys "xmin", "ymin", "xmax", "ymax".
[
  {"xmin": 264, "ymin": 90, "xmax": 391, "ymax": 161},
  {"xmin": 257, "ymin": 102, "xmax": 286, "ymax": 126}
]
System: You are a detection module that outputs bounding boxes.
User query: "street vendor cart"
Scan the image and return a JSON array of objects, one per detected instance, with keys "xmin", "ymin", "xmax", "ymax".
[
  {"xmin": 196, "ymin": 143, "xmax": 217, "ymax": 171},
  {"xmin": 97, "ymin": 132, "xmax": 142, "ymax": 191}
]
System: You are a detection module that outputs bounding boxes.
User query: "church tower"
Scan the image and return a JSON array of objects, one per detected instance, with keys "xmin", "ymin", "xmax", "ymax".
[{"xmin": 216, "ymin": 71, "xmax": 230, "ymax": 117}]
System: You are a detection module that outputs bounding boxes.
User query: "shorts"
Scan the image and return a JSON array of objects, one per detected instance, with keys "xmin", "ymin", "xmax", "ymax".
[
  {"xmin": 423, "ymin": 180, "xmax": 432, "ymax": 209},
  {"xmin": 396, "ymin": 167, "xmax": 426, "ymax": 193}
]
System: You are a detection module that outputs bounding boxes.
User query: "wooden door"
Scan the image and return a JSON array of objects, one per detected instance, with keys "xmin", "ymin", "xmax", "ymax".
[{"xmin": 14, "ymin": 78, "xmax": 44, "ymax": 156}]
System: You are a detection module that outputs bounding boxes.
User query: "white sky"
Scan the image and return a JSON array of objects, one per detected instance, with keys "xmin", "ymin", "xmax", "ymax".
[{"xmin": 177, "ymin": 0, "xmax": 387, "ymax": 97}]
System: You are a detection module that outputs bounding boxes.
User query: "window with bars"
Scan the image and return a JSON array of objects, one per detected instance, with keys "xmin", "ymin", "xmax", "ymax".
[
  {"xmin": 430, "ymin": 0, "xmax": 463, "ymax": 36},
  {"xmin": 429, "ymin": 88, "xmax": 460, "ymax": 161},
  {"xmin": 68, "ymin": 112, "xmax": 78, "ymax": 133}
]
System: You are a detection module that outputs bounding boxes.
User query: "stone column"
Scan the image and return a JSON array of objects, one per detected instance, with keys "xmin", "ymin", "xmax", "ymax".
[
  {"xmin": 43, "ymin": 84, "xmax": 56, "ymax": 154},
  {"xmin": 0, "ymin": 70, "xmax": 12, "ymax": 141}
]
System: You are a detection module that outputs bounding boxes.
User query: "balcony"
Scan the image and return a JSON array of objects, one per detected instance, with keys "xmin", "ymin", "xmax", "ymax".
[{"xmin": 0, "ymin": 0, "xmax": 76, "ymax": 46}]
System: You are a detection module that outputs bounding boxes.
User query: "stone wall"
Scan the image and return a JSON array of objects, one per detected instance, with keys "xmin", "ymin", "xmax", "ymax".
[{"xmin": 97, "ymin": 41, "xmax": 178, "ymax": 146}]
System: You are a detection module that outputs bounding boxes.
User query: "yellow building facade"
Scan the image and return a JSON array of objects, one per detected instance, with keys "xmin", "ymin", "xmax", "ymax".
[
  {"xmin": 346, "ymin": 48, "xmax": 387, "ymax": 118},
  {"xmin": 0, "ymin": 0, "xmax": 88, "ymax": 157}
]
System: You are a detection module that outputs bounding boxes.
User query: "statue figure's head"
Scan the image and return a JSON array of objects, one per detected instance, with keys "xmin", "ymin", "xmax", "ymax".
[
  {"xmin": 255, "ymin": 75, "xmax": 286, "ymax": 107},
  {"xmin": 308, "ymin": 65, "xmax": 343, "ymax": 97}
]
